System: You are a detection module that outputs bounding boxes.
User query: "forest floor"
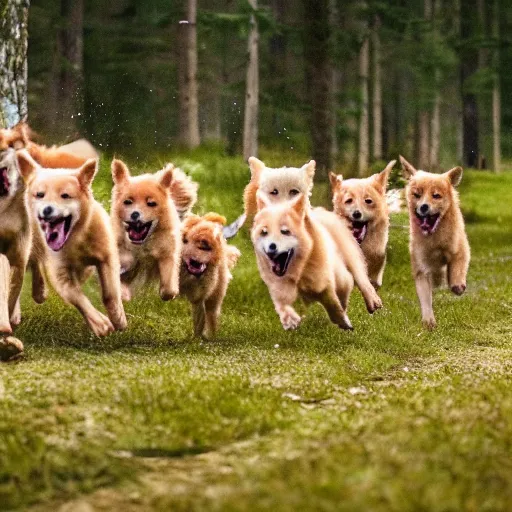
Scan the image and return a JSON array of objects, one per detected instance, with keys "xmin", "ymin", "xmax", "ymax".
[{"xmin": 2, "ymin": 150, "xmax": 512, "ymax": 511}]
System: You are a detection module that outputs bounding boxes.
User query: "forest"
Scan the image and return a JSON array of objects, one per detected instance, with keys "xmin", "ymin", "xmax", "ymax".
[{"xmin": 3, "ymin": 0, "xmax": 512, "ymax": 176}]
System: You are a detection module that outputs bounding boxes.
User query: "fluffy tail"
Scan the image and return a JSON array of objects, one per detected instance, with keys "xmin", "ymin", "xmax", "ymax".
[{"xmin": 170, "ymin": 167, "xmax": 198, "ymax": 219}]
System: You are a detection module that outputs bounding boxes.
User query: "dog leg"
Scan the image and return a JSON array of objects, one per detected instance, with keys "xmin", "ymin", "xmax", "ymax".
[
  {"xmin": 346, "ymin": 253, "xmax": 383, "ymax": 313},
  {"xmin": 319, "ymin": 288, "xmax": 353, "ymax": 330},
  {"xmin": 370, "ymin": 254, "xmax": 386, "ymax": 290},
  {"xmin": 158, "ymin": 255, "xmax": 179, "ymax": 301},
  {"xmin": 54, "ymin": 276, "xmax": 114, "ymax": 336},
  {"xmin": 191, "ymin": 301, "xmax": 206, "ymax": 337},
  {"xmin": 97, "ymin": 259, "xmax": 127, "ymax": 331},
  {"xmin": 31, "ymin": 260, "xmax": 47, "ymax": 304},
  {"xmin": 8, "ymin": 265, "xmax": 25, "ymax": 327},
  {"xmin": 0, "ymin": 256, "xmax": 12, "ymax": 334},
  {"xmin": 203, "ymin": 295, "xmax": 223, "ymax": 340},
  {"xmin": 268, "ymin": 282, "xmax": 301, "ymax": 330},
  {"xmin": 448, "ymin": 250, "xmax": 469, "ymax": 296},
  {"xmin": 415, "ymin": 272, "xmax": 436, "ymax": 329}
]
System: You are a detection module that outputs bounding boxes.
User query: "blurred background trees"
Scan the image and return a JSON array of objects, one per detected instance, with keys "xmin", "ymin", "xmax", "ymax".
[{"xmin": 18, "ymin": 0, "xmax": 512, "ymax": 174}]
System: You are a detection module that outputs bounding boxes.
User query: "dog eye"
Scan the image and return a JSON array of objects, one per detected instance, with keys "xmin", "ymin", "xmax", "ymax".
[
  {"xmin": 147, "ymin": 201, "xmax": 157, "ymax": 207},
  {"xmin": 289, "ymin": 189, "xmax": 299, "ymax": 196},
  {"xmin": 345, "ymin": 198, "xmax": 353, "ymax": 204},
  {"xmin": 123, "ymin": 199, "xmax": 133, "ymax": 205},
  {"xmin": 200, "ymin": 240, "xmax": 212, "ymax": 251},
  {"xmin": 270, "ymin": 189, "xmax": 278, "ymax": 195},
  {"xmin": 413, "ymin": 193, "xmax": 421, "ymax": 199},
  {"xmin": 281, "ymin": 228, "xmax": 291, "ymax": 235},
  {"xmin": 432, "ymin": 193, "xmax": 442, "ymax": 199},
  {"xmin": 365, "ymin": 198, "xmax": 373, "ymax": 204},
  {"xmin": 261, "ymin": 228, "xmax": 268, "ymax": 236},
  {"xmin": 61, "ymin": 193, "xmax": 70, "ymax": 199},
  {"xmin": 36, "ymin": 191, "xmax": 45, "ymax": 199}
]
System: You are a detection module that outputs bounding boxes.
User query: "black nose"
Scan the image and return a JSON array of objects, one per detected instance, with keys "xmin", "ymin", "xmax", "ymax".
[
  {"xmin": 420, "ymin": 204, "xmax": 429, "ymax": 214},
  {"xmin": 131, "ymin": 211, "xmax": 140, "ymax": 221},
  {"xmin": 268, "ymin": 242, "xmax": 277, "ymax": 253},
  {"xmin": 352, "ymin": 210, "xmax": 362, "ymax": 220},
  {"xmin": 42, "ymin": 206, "xmax": 53, "ymax": 218}
]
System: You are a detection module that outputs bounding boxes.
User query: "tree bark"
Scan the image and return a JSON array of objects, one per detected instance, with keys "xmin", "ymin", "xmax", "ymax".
[
  {"xmin": 491, "ymin": 0, "xmax": 501, "ymax": 173},
  {"xmin": 358, "ymin": 34, "xmax": 370, "ymax": 176},
  {"xmin": 0, "ymin": 0, "xmax": 30, "ymax": 128},
  {"xmin": 243, "ymin": 0, "xmax": 259, "ymax": 160},
  {"xmin": 372, "ymin": 15, "xmax": 382, "ymax": 161},
  {"xmin": 454, "ymin": 0, "xmax": 463, "ymax": 165},
  {"xmin": 429, "ymin": 0, "xmax": 441, "ymax": 170},
  {"xmin": 179, "ymin": 0, "xmax": 201, "ymax": 149},
  {"xmin": 304, "ymin": 0, "xmax": 333, "ymax": 179},
  {"xmin": 417, "ymin": 0, "xmax": 431, "ymax": 170}
]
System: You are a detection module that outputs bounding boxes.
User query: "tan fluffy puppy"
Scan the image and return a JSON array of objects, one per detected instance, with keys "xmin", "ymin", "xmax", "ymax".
[
  {"xmin": 17, "ymin": 152, "xmax": 127, "ymax": 336},
  {"xmin": 400, "ymin": 155, "xmax": 470, "ymax": 330},
  {"xmin": 252, "ymin": 193, "xmax": 371, "ymax": 331},
  {"xmin": 0, "ymin": 122, "xmax": 97, "ymax": 168},
  {"xmin": 180, "ymin": 213, "xmax": 241, "ymax": 339},
  {"xmin": 243, "ymin": 157, "xmax": 316, "ymax": 218},
  {"xmin": 0, "ymin": 149, "xmax": 47, "ymax": 333},
  {"xmin": 111, "ymin": 159, "xmax": 197, "ymax": 301},
  {"xmin": 329, "ymin": 160, "xmax": 396, "ymax": 289}
]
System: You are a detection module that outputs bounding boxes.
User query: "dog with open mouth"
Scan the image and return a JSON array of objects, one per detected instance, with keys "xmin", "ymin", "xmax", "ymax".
[
  {"xmin": 111, "ymin": 159, "xmax": 198, "ymax": 302},
  {"xmin": 329, "ymin": 160, "xmax": 396, "ymax": 289},
  {"xmin": 400, "ymin": 156, "xmax": 470, "ymax": 330},
  {"xmin": 251, "ymin": 192, "xmax": 381, "ymax": 331},
  {"xmin": 17, "ymin": 152, "xmax": 127, "ymax": 337},
  {"xmin": 180, "ymin": 212, "xmax": 241, "ymax": 339},
  {"xmin": 0, "ymin": 149, "xmax": 48, "ymax": 334}
]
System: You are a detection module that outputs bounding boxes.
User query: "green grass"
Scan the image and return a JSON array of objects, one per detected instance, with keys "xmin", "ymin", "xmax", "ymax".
[{"xmin": 2, "ymin": 149, "xmax": 512, "ymax": 510}]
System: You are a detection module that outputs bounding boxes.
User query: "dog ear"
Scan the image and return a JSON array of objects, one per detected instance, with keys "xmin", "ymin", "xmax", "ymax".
[
  {"xmin": 203, "ymin": 212, "xmax": 227, "ymax": 225},
  {"xmin": 329, "ymin": 172, "xmax": 342, "ymax": 191},
  {"xmin": 399, "ymin": 155, "xmax": 417, "ymax": 180},
  {"xmin": 291, "ymin": 193, "xmax": 307, "ymax": 218},
  {"xmin": 10, "ymin": 122, "xmax": 31, "ymax": 149},
  {"xmin": 111, "ymin": 159, "xmax": 130, "ymax": 184},
  {"xmin": 16, "ymin": 149, "xmax": 39, "ymax": 183},
  {"xmin": 159, "ymin": 163, "xmax": 175, "ymax": 188},
  {"xmin": 248, "ymin": 157, "xmax": 265, "ymax": 178},
  {"xmin": 372, "ymin": 159, "xmax": 396, "ymax": 194},
  {"xmin": 77, "ymin": 159, "xmax": 98, "ymax": 189},
  {"xmin": 444, "ymin": 166, "xmax": 463, "ymax": 187},
  {"xmin": 301, "ymin": 160, "xmax": 316, "ymax": 183},
  {"xmin": 256, "ymin": 190, "xmax": 272, "ymax": 211}
]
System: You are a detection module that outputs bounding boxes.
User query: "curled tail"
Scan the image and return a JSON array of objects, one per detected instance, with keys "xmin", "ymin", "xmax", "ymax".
[{"xmin": 170, "ymin": 167, "xmax": 198, "ymax": 219}]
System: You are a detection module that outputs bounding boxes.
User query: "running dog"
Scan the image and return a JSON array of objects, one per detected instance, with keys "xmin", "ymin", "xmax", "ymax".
[
  {"xmin": 17, "ymin": 151, "xmax": 127, "ymax": 336},
  {"xmin": 180, "ymin": 213, "xmax": 241, "ymax": 339},
  {"xmin": 110, "ymin": 159, "xmax": 197, "ymax": 301},
  {"xmin": 400, "ymin": 155, "xmax": 470, "ymax": 329},
  {"xmin": 329, "ymin": 160, "xmax": 396, "ymax": 289}
]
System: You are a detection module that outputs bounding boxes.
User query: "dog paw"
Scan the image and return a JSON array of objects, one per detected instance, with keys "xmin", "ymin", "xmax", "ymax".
[
  {"xmin": 10, "ymin": 303, "xmax": 21, "ymax": 327},
  {"xmin": 365, "ymin": 293, "xmax": 383, "ymax": 314},
  {"xmin": 0, "ymin": 336, "xmax": 24, "ymax": 362},
  {"xmin": 279, "ymin": 309, "xmax": 302, "ymax": 330},
  {"xmin": 121, "ymin": 284, "xmax": 132, "ymax": 302},
  {"xmin": 451, "ymin": 284, "xmax": 466, "ymax": 296},
  {"xmin": 338, "ymin": 313, "xmax": 353, "ymax": 331},
  {"xmin": 87, "ymin": 312, "xmax": 115, "ymax": 337},
  {"xmin": 160, "ymin": 287, "xmax": 178, "ymax": 301},
  {"xmin": 113, "ymin": 310, "xmax": 128, "ymax": 331},
  {"xmin": 422, "ymin": 316, "xmax": 437, "ymax": 330},
  {"xmin": 0, "ymin": 322, "xmax": 12, "ymax": 335}
]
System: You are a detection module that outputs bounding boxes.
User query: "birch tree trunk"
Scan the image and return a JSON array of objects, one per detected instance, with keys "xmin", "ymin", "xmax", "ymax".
[
  {"xmin": 178, "ymin": 0, "xmax": 200, "ymax": 149},
  {"xmin": 243, "ymin": 0, "xmax": 259, "ymax": 160},
  {"xmin": 358, "ymin": 35, "xmax": 370, "ymax": 176},
  {"xmin": 0, "ymin": 0, "xmax": 30, "ymax": 334},
  {"xmin": 491, "ymin": 0, "xmax": 501, "ymax": 173},
  {"xmin": 372, "ymin": 15, "xmax": 382, "ymax": 161}
]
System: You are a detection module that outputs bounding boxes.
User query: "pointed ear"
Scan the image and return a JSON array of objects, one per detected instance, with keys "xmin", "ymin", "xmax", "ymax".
[
  {"xmin": 111, "ymin": 159, "xmax": 130, "ymax": 185},
  {"xmin": 399, "ymin": 155, "xmax": 417, "ymax": 180},
  {"xmin": 203, "ymin": 212, "xmax": 227, "ymax": 225},
  {"xmin": 77, "ymin": 159, "xmax": 98, "ymax": 189},
  {"xmin": 302, "ymin": 160, "xmax": 316, "ymax": 183},
  {"xmin": 444, "ymin": 166, "xmax": 463, "ymax": 187},
  {"xmin": 160, "ymin": 163, "xmax": 175, "ymax": 188},
  {"xmin": 256, "ymin": 190, "xmax": 272, "ymax": 211},
  {"xmin": 183, "ymin": 214, "xmax": 201, "ymax": 231},
  {"xmin": 16, "ymin": 149, "xmax": 39, "ymax": 183},
  {"xmin": 291, "ymin": 193, "xmax": 307, "ymax": 219},
  {"xmin": 11, "ymin": 122, "xmax": 31, "ymax": 149},
  {"xmin": 372, "ymin": 159, "xmax": 396, "ymax": 194},
  {"xmin": 248, "ymin": 157, "xmax": 265, "ymax": 179},
  {"xmin": 329, "ymin": 172, "xmax": 342, "ymax": 191}
]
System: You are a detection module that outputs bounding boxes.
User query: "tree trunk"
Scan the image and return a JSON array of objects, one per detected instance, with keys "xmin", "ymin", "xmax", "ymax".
[
  {"xmin": 358, "ymin": 35, "xmax": 370, "ymax": 176},
  {"xmin": 454, "ymin": 0, "xmax": 463, "ymax": 165},
  {"xmin": 491, "ymin": 0, "xmax": 501, "ymax": 173},
  {"xmin": 429, "ymin": 0, "xmax": 441, "ymax": 170},
  {"xmin": 417, "ymin": 111, "xmax": 430, "ymax": 169},
  {"xmin": 304, "ymin": 0, "xmax": 333, "ymax": 179},
  {"xmin": 179, "ymin": 0, "xmax": 200, "ymax": 149},
  {"xmin": 0, "ymin": 0, "xmax": 30, "ymax": 128},
  {"xmin": 243, "ymin": 0, "xmax": 259, "ymax": 160},
  {"xmin": 372, "ymin": 15, "xmax": 382, "ymax": 161}
]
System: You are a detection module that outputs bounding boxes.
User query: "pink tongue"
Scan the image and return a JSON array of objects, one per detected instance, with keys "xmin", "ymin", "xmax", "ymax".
[
  {"xmin": 46, "ymin": 221, "xmax": 67, "ymax": 251},
  {"xmin": 420, "ymin": 218, "xmax": 430, "ymax": 229}
]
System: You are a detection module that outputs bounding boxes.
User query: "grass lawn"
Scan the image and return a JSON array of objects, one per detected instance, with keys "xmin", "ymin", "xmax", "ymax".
[{"xmin": 2, "ymin": 150, "xmax": 512, "ymax": 511}]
